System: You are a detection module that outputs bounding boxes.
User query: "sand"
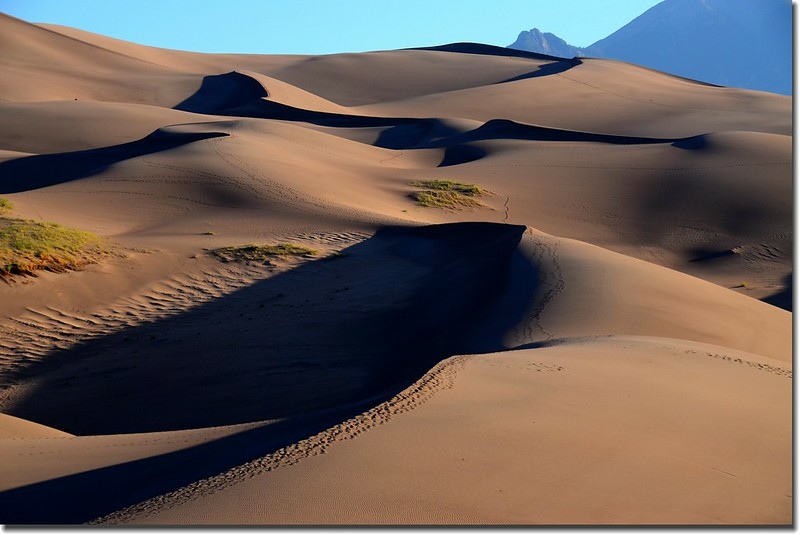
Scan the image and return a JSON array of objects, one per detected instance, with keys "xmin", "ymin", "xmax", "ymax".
[
  {"xmin": 0, "ymin": 11, "xmax": 791, "ymax": 526},
  {"xmin": 109, "ymin": 337, "xmax": 791, "ymax": 525}
]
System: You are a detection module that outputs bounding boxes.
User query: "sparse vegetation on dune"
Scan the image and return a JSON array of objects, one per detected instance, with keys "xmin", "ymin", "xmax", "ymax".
[
  {"xmin": 0, "ymin": 197, "xmax": 12, "ymax": 214},
  {"xmin": 410, "ymin": 180, "xmax": 483, "ymax": 196},
  {"xmin": 212, "ymin": 243, "xmax": 318, "ymax": 263},
  {"xmin": 410, "ymin": 180, "xmax": 486, "ymax": 209},
  {"xmin": 0, "ymin": 218, "xmax": 105, "ymax": 277},
  {"xmin": 411, "ymin": 190, "xmax": 483, "ymax": 209}
]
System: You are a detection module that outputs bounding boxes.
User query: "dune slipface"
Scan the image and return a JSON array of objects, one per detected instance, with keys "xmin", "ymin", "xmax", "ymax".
[{"xmin": 0, "ymin": 12, "xmax": 791, "ymax": 526}]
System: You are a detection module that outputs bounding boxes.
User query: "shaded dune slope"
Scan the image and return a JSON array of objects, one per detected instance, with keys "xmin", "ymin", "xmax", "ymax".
[
  {"xmin": 105, "ymin": 337, "xmax": 789, "ymax": 526},
  {"xmin": 0, "ymin": 221, "xmax": 790, "ymax": 525},
  {"xmin": 175, "ymin": 71, "xmax": 269, "ymax": 115},
  {"xmin": 2, "ymin": 222, "xmax": 788, "ymax": 437},
  {"xmin": 2, "ymin": 223, "xmax": 530, "ymax": 435},
  {"xmin": 376, "ymin": 118, "xmax": 693, "ymax": 150},
  {"xmin": 0, "ymin": 101, "xmax": 218, "ymax": 155},
  {"xmin": 0, "ymin": 400, "xmax": 402, "ymax": 524},
  {"xmin": 0, "ymin": 127, "xmax": 228, "ymax": 194},
  {"xmin": 513, "ymin": 229, "xmax": 790, "ymax": 361},
  {"xmin": 410, "ymin": 42, "xmax": 572, "ymax": 61},
  {"xmin": 173, "ymin": 71, "xmax": 701, "ymax": 148}
]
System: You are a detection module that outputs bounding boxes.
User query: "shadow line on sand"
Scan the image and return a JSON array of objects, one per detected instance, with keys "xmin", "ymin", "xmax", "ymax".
[
  {"xmin": 408, "ymin": 42, "xmax": 572, "ymax": 62},
  {"xmin": 174, "ymin": 71, "xmax": 269, "ymax": 116},
  {"xmin": 498, "ymin": 57, "xmax": 583, "ymax": 84},
  {"xmin": 0, "ymin": 222, "xmax": 542, "ymax": 524},
  {"xmin": 762, "ymin": 273, "xmax": 792, "ymax": 312},
  {"xmin": 375, "ymin": 118, "xmax": 690, "ymax": 151},
  {"xmin": 0, "ymin": 393, "xmax": 391, "ymax": 525},
  {"xmin": 172, "ymin": 72, "xmax": 690, "ymax": 156},
  {"xmin": 0, "ymin": 129, "xmax": 228, "ymax": 194}
]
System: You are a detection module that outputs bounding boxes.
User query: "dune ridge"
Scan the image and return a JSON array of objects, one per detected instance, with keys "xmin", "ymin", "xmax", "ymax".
[
  {"xmin": 0, "ymin": 12, "xmax": 791, "ymax": 526},
  {"xmin": 96, "ymin": 335, "xmax": 791, "ymax": 525}
]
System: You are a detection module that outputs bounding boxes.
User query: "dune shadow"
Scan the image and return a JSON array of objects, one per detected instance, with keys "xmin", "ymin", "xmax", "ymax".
[
  {"xmin": 375, "ymin": 118, "xmax": 686, "ymax": 156},
  {"xmin": 672, "ymin": 134, "xmax": 709, "ymax": 150},
  {"xmin": 0, "ymin": 130, "xmax": 228, "ymax": 194},
  {"xmin": 175, "ymin": 71, "xmax": 268, "ymax": 115},
  {"xmin": 4, "ymin": 222, "xmax": 533, "ymax": 436},
  {"xmin": 462, "ymin": 119, "xmax": 682, "ymax": 145},
  {"xmin": 0, "ymin": 222, "xmax": 543, "ymax": 524},
  {"xmin": 688, "ymin": 247, "xmax": 737, "ymax": 263},
  {"xmin": 498, "ymin": 57, "xmax": 583, "ymax": 83},
  {"xmin": 173, "ymin": 71, "xmax": 414, "ymax": 128},
  {"xmin": 373, "ymin": 118, "xmax": 464, "ymax": 150},
  {"xmin": 168, "ymin": 72, "xmax": 683, "ymax": 169},
  {"xmin": 439, "ymin": 144, "xmax": 488, "ymax": 167},
  {"xmin": 410, "ymin": 42, "xmax": 568, "ymax": 62},
  {"xmin": 0, "ymin": 390, "xmax": 398, "ymax": 525},
  {"xmin": 762, "ymin": 273, "xmax": 792, "ymax": 311},
  {"xmin": 634, "ymin": 173, "xmax": 779, "ymax": 245},
  {"xmin": 226, "ymin": 99, "xmax": 413, "ymax": 127}
]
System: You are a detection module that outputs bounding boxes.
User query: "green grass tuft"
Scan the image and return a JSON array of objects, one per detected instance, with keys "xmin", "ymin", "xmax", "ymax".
[
  {"xmin": 0, "ymin": 219, "xmax": 104, "ymax": 276},
  {"xmin": 0, "ymin": 198, "xmax": 12, "ymax": 214},
  {"xmin": 409, "ymin": 180, "xmax": 486, "ymax": 209},
  {"xmin": 212, "ymin": 243, "xmax": 318, "ymax": 263},
  {"xmin": 410, "ymin": 180, "xmax": 483, "ymax": 196},
  {"xmin": 411, "ymin": 190, "xmax": 483, "ymax": 209}
]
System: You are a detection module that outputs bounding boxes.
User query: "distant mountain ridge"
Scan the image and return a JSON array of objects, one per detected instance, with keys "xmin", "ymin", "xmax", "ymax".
[
  {"xmin": 509, "ymin": 0, "xmax": 791, "ymax": 95},
  {"xmin": 509, "ymin": 28, "xmax": 583, "ymax": 59}
]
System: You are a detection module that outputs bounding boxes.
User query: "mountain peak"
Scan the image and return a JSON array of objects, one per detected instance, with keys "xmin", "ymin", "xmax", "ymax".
[
  {"xmin": 509, "ymin": 28, "xmax": 583, "ymax": 59},
  {"xmin": 508, "ymin": 0, "xmax": 791, "ymax": 95}
]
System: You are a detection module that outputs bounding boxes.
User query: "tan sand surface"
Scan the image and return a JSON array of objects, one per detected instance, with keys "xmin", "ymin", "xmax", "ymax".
[
  {"xmin": 0, "ymin": 11, "xmax": 791, "ymax": 525},
  {"xmin": 0, "ymin": 413, "xmax": 73, "ymax": 439},
  {"xmin": 107, "ymin": 337, "xmax": 791, "ymax": 525},
  {"xmin": 0, "ymin": 418, "xmax": 273, "ymax": 490}
]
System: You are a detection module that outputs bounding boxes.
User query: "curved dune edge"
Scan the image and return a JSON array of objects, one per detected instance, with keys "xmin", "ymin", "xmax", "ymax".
[
  {"xmin": 96, "ymin": 335, "xmax": 791, "ymax": 525},
  {"xmin": 517, "ymin": 229, "xmax": 791, "ymax": 363},
  {"xmin": 1, "ymin": 222, "xmax": 787, "ymax": 439},
  {"xmin": 0, "ymin": 418, "xmax": 278, "ymax": 493},
  {"xmin": 0, "ymin": 413, "xmax": 73, "ymax": 439},
  {"xmin": 91, "ymin": 354, "xmax": 471, "ymax": 524}
]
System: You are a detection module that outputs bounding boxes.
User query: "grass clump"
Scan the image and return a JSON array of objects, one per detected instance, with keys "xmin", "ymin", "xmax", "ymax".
[
  {"xmin": 410, "ymin": 180, "xmax": 486, "ymax": 209},
  {"xmin": 212, "ymin": 242, "xmax": 317, "ymax": 263},
  {"xmin": 410, "ymin": 180, "xmax": 483, "ymax": 196},
  {"xmin": 411, "ymin": 190, "xmax": 482, "ymax": 209},
  {"xmin": 0, "ymin": 198, "xmax": 12, "ymax": 214},
  {"xmin": 0, "ymin": 219, "xmax": 104, "ymax": 276}
]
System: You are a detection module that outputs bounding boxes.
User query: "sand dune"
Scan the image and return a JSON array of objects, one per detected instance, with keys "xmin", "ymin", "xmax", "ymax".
[
  {"xmin": 104, "ymin": 336, "xmax": 790, "ymax": 525},
  {"xmin": 0, "ymin": 12, "xmax": 791, "ymax": 526},
  {"xmin": 514, "ymin": 229, "xmax": 790, "ymax": 361},
  {"xmin": 356, "ymin": 57, "xmax": 790, "ymax": 138},
  {"xmin": 0, "ymin": 413, "xmax": 72, "ymax": 439}
]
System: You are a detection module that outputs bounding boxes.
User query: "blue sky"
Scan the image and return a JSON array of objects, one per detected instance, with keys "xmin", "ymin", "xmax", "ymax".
[{"xmin": 2, "ymin": 0, "xmax": 663, "ymax": 55}]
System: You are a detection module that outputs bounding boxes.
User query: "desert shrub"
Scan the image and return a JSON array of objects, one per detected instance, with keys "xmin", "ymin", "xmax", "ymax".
[
  {"xmin": 411, "ymin": 190, "xmax": 482, "ymax": 209},
  {"xmin": 212, "ymin": 243, "xmax": 317, "ymax": 263},
  {"xmin": 409, "ymin": 180, "xmax": 486, "ymax": 209},
  {"xmin": 410, "ymin": 180, "xmax": 483, "ymax": 196},
  {"xmin": 0, "ymin": 219, "xmax": 104, "ymax": 276}
]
